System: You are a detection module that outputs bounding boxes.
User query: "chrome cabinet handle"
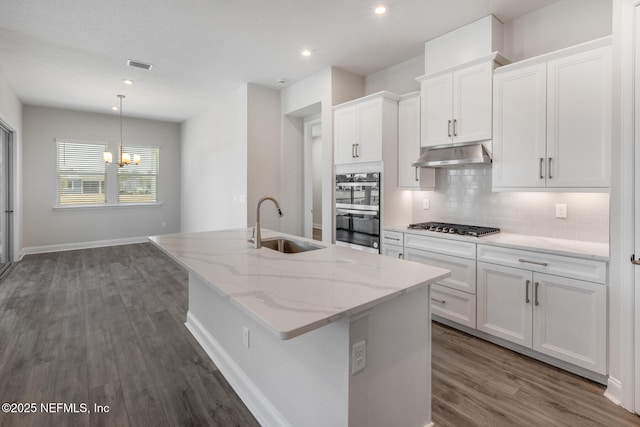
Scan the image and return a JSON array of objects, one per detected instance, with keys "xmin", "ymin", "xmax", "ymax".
[
  {"xmin": 352, "ymin": 144, "xmax": 355, "ymax": 158},
  {"xmin": 415, "ymin": 167, "xmax": 419, "ymax": 182},
  {"xmin": 398, "ymin": 253, "xmax": 403, "ymax": 259},
  {"xmin": 386, "ymin": 237, "xmax": 400, "ymax": 241},
  {"xmin": 447, "ymin": 120, "xmax": 452, "ymax": 137},
  {"xmin": 535, "ymin": 282, "xmax": 540, "ymax": 306},
  {"xmin": 539, "ymin": 158, "xmax": 544, "ymax": 179},
  {"xmin": 548, "ymin": 157, "xmax": 552, "ymax": 179},
  {"xmin": 525, "ymin": 280, "xmax": 530, "ymax": 304},
  {"xmin": 431, "ymin": 297, "xmax": 446, "ymax": 304},
  {"xmin": 355, "ymin": 143, "xmax": 360, "ymax": 158},
  {"xmin": 631, "ymin": 254, "xmax": 640, "ymax": 265},
  {"xmin": 453, "ymin": 119, "xmax": 457, "ymax": 137},
  {"xmin": 518, "ymin": 258, "xmax": 548, "ymax": 267}
]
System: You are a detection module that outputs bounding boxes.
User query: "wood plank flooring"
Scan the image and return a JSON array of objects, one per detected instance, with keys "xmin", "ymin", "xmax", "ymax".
[{"xmin": 0, "ymin": 243, "xmax": 637, "ymax": 426}]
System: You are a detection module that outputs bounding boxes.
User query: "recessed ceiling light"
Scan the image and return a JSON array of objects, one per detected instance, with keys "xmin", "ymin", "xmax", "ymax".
[
  {"xmin": 122, "ymin": 79, "xmax": 134, "ymax": 85},
  {"xmin": 374, "ymin": 5, "xmax": 387, "ymax": 15},
  {"xmin": 301, "ymin": 49, "xmax": 312, "ymax": 57},
  {"xmin": 111, "ymin": 106, "xmax": 119, "ymax": 111}
]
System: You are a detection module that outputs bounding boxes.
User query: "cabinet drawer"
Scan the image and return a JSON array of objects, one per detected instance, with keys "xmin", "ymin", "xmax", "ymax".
[
  {"xmin": 382, "ymin": 244, "xmax": 403, "ymax": 259},
  {"xmin": 477, "ymin": 245, "xmax": 606, "ymax": 284},
  {"xmin": 382, "ymin": 230, "xmax": 404, "ymax": 246},
  {"xmin": 431, "ymin": 284, "xmax": 476, "ymax": 328},
  {"xmin": 405, "ymin": 248, "xmax": 476, "ymax": 293},
  {"xmin": 404, "ymin": 233, "xmax": 476, "ymax": 259}
]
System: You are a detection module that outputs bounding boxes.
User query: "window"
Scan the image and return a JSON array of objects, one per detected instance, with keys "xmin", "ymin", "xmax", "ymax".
[
  {"xmin": 118, "ymin": 146, "xmax": 159, "ymax": 203},
  {"xmin": 56, "ymin": 139, "xmax": 107, "ymax": 205}
]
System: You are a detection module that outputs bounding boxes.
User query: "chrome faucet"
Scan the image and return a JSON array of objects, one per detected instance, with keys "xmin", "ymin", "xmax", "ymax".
[{"xmin": 252, "ymin": 196, "xmax": 283, "ymax": 248}]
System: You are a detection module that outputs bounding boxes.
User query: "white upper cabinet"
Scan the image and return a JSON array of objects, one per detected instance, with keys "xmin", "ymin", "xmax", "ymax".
[
  {"xmin": 420, "ymin": 60, "xmax": 493, "ymax": 147},
  {"xmin": 397, "ymin": 93, "xmax": 435, "ymax": 189},
  {"xmin": 492, "ymin": 38, "xmax": 611, "ymax": 191},
  {"xmin": 334, "ymin": 92, "xmax": 398, "ymax": 165}
]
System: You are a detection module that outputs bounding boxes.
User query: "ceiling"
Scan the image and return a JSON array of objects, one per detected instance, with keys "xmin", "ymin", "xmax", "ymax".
[{"xmin": 0, "ymin": 0, "xmax": 559, "ymax": 122}]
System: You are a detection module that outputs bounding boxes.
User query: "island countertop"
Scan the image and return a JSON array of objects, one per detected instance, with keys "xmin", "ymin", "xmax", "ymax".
[{"xmin": 149, "ymin": 228, "xmax": 450, "ymax": 340}]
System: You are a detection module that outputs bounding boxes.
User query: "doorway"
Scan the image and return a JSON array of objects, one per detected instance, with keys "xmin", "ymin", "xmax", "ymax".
[
  {"xmin": 0, "ymin": 122, "xmax": 13, "ymax": 277},
  {"xmin": 303, "ymin": 116, "xmax": 322, "ymax": 241}
]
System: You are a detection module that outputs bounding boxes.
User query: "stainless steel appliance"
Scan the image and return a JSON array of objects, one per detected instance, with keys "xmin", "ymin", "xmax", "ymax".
[
  {"xmin": 408, "ymin": 221, "xmax": 500, "ymax": 237},
  {"xmin": 335, "ymin": 172, "xmax": 381, "ymax": 253}
]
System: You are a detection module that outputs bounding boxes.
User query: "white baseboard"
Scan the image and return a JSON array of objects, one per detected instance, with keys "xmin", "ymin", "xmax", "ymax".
[
  {"xmin": 604, "ymin": 376, "xmax": 623, "ymax": 406},
  {"xmin": 21, "ymin": 236, "xmax": 149, "ymax": 256},
  {"xmin": 185, "ymin": 312, "xmax": 290, "ymax": 427}
]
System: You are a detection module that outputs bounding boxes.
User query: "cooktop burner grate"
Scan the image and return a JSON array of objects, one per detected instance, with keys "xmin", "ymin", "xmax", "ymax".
[{"xmin": 407, "ymin": 221, "xmax": 500, "ymax": 237}]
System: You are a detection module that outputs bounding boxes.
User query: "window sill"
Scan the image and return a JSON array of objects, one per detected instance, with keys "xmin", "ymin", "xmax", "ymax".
[{"xmin": 53, "ymin": 202, "xmax": 163, "ymax": 210}]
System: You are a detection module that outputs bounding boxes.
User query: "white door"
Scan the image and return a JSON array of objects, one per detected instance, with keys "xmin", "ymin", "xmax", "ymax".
[
  {"xmin": 398, "ymin": 94, "xmax": 421, "ymax": 188},
  {"xmin": 334, "ymin": 105, "xmax": 357, "ymax": 164},
  {"xmin": 452, "ymin": 61, "xmax": 493, "ymax": 144},
  {"xmin": 492, "ymin": 63, "xmax": 547, "ymax": 189},
  {"xmin": 477, "ymin": 262, "xmax": 533, "ymax": 347},
  {"xmin": 532, "ymin": 273, "xmax": 607, "ymax": 374},
  {"xmin": 546, "ymin": 46, "xmax": 611, "ymax": 188},
  {"xmin": 421, "ymin": 73, "xmax": 453, "ymax": 147},
  {"xmin": 356, "ymin": 98, "xmax": 382, "ymax": 163}
]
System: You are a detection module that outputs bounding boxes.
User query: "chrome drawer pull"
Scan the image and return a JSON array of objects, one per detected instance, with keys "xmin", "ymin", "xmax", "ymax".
[
  {"xmin": 518, "ymin": 258, "xmax": 548, "ymax": 267},
  {"xmin": 386, "ymin": 237, "xmax": 400, "ymax": 241},
  {"xmin": 431, "ymin": 297, "xmax": 446, "ymax": 304}
]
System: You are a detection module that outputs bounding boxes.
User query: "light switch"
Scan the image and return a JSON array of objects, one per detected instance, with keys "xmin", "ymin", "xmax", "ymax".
[
  {"xmin": 555, "ymin": 203, "xmax": 567, "ymax": 219},
  {"xmin": 423, "ymin": 198, "xmax": 430, "ymax": 210}
]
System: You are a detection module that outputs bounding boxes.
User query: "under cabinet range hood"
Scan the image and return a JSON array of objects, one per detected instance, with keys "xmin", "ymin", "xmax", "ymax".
[{"xmin": 412, "ymin": 142, "xmax": 492, "ymax": 168}]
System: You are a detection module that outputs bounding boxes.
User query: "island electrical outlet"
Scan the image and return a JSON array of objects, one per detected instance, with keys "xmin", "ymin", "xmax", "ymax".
[{"xmin": 351, "ymin": 340, "xmax": 366, "ymax": 375}]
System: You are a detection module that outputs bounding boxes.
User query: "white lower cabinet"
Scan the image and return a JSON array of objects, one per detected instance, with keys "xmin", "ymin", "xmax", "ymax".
[
  {"xmin": 430, "ymin": 283, "xmax": 476, "ymax": 329},
  {"xmin": 477, "ymin": 256, "xmax": 607, "ymax": 375}
]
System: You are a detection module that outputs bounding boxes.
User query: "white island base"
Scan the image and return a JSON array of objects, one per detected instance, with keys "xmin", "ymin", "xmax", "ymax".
[{"xmin": 187, "ymin": 272, "xmax": 433, "ymax": 427}]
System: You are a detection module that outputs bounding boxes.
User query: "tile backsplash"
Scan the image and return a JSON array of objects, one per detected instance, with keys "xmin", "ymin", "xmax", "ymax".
[{"xmin": 410, "ymin": 166, "xmax": 609, "ymax": 244}]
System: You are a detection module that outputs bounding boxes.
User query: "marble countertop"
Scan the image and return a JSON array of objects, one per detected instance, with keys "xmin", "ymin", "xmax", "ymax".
[
  {"xmin": 384, "ymin": 225, "xmax": 609, "ymax": 261},
  {"xmin": 149, "ymin": 228, "xmax": 450, "ymax": 340}
]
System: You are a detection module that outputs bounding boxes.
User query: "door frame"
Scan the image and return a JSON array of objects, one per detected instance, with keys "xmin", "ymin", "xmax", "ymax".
[
  {"xmin": 0, "ymin": 119, "xmax": 14, "ymax": 274},
  {"xmin": 303, "ymin": 116, "xmax": 321, "ymax": 239}
]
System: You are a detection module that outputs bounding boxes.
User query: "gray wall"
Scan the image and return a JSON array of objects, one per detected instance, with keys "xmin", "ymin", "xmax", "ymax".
[{"xmin": 22, "ymin": 105, "xmax": 181, "ymax": 250}]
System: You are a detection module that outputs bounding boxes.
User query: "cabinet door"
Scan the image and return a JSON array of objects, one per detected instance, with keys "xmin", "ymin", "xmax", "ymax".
[
  {"xmin": 532, "ymin": 273, "xmax": 607, "ymax": 374},
  {"xmin": 382, "ymin": 244, "xmax": 403, "ymax": 259},
  {"xmin": 492, "ymin": 63, "xmax": 547, "ymax": 189},
  {"xmin": 452, "ymin": 61, "xmax": 493, "ymax": 144},
  {"xmin": 421, "ymin": 74, "xmax": 453, "ymax": 147},
  {"xmin": 477, "ymin": 262, "xmax": 533, "ymax": 347},
  {"xmin": 334, "ymin": 105, "xmax": 358, "ymax": 164},
  {"xmin": 356, "ymin": 98, "xmax": 383, "ymax": 163},
  {"xmin": 405, "ymin": 247, "xmax": 477, "ymax": 294},
  {"xmin": 546, "ymin": 46, "xmax": 611, "ymax": 188},
  {"xmin": 398, "ymin": 95, "xmax": 421, "ymax": 188}
]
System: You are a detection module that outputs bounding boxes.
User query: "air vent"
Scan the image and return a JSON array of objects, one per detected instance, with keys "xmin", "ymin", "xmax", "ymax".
[{"xmin": 127, "ymin": 59, "xmax": 153, "ymax": 70}]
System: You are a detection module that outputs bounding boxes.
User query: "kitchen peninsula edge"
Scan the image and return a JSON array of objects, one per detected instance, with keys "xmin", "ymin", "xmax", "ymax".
[{"xmin": 149, "ymin": 228, "xmax": 450, "ymax": 427}]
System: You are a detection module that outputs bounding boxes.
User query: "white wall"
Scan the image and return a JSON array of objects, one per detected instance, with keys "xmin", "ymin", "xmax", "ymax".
[
  {"xmin": 247, "ymin": 83, "xmax": 282, "ymax": 231},
  {"xmin": 181, "ymin": 85, "xmax": 248, "ymax": 233},
  {"xmin": 21, "ymin": 105, "xmax": 181, "ymax": 250},
  {"xmin": 0, "ymin": 71, "xmax": 22, "ymax": 260},
  {"xmin": 280, "ymin": 67, "xmax": 365, "ymax": 241},
  {"xmin": 503, "ymin": 0, "xmax": 613, "ymax": 62},
  {"xmin": 364, "ymin": 55, "xmax": 424, "ymax": 96}
]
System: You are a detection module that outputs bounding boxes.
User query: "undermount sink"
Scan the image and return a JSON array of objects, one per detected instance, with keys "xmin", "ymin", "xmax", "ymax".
[{"xmin": 260, "ymin": 237, "xmax": 324, "ymax": 254}]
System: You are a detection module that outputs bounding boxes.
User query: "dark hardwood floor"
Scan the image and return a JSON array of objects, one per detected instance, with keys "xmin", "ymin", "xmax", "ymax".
[{"xmin": 0, "ymin": 243, "xmax": 637, "ymax": 426}]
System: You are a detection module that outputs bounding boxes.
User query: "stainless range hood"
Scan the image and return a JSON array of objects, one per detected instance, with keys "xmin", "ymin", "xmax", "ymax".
[{"xmin": 412, "ymin": 142, "xmax": 492, "ymax": 168}]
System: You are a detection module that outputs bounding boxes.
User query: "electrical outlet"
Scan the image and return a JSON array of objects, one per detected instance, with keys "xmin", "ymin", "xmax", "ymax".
[
  {"xmin": 555, "ymin": 203, "xmax": 568, "ymax": 219},
  {"xmin": 351, "ymin": 340, "xmax": 366, "ymax": 375},
  {"xmin": 242, "ymin": 326, "xmax": 250, "ymax": 348},
  {"xmin": 423, "ymin": 198, "xmax": 430, "ymax": 210}
]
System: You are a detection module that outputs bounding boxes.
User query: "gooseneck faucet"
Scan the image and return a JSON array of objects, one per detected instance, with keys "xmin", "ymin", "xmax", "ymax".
[{"xmin": 253, "ymin": 196, "xmax": 283, "ymax": 248}]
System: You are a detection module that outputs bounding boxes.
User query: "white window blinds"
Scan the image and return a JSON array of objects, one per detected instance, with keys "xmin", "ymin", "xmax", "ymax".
[
  {"xmin": 56, "ymin": 139, "xmax": 107, "ymax": 205},
  {"xmin": 117, "ymin": 146, "xmax": 159, "ymax": 203}
]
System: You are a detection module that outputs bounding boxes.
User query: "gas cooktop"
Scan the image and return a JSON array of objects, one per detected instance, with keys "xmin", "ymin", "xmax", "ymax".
[{"xmin": 407, "ymin": 221, "xmax": 500, "ymax": 237}]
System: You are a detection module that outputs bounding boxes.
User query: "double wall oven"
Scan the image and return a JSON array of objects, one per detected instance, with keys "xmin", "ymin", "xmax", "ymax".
[{"xmin": 335, "ymin": 172, "xmax": 381, "ymax": 253}]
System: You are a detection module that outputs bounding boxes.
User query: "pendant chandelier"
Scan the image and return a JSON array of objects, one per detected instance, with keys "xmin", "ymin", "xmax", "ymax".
[{"xmin": 104, "ymin": 94, "xmax": 140, "ymax": 167}]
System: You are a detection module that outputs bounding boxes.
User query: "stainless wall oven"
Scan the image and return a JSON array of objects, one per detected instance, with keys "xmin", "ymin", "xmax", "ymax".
[{"xmin": 335, "ymin": 172, "xmax": 381, "ymax": 254}]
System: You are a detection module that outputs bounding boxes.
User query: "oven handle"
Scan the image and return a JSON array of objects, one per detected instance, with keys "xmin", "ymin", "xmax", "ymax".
[{"xmin": 336, "ymin": 208, "xmax": 379, "ymax": 216}]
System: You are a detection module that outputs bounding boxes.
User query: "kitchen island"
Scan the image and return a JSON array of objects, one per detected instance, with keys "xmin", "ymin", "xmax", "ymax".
[{"xmin": 149, "ymin": 228, "xmax": 450, "ymax": 427}]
